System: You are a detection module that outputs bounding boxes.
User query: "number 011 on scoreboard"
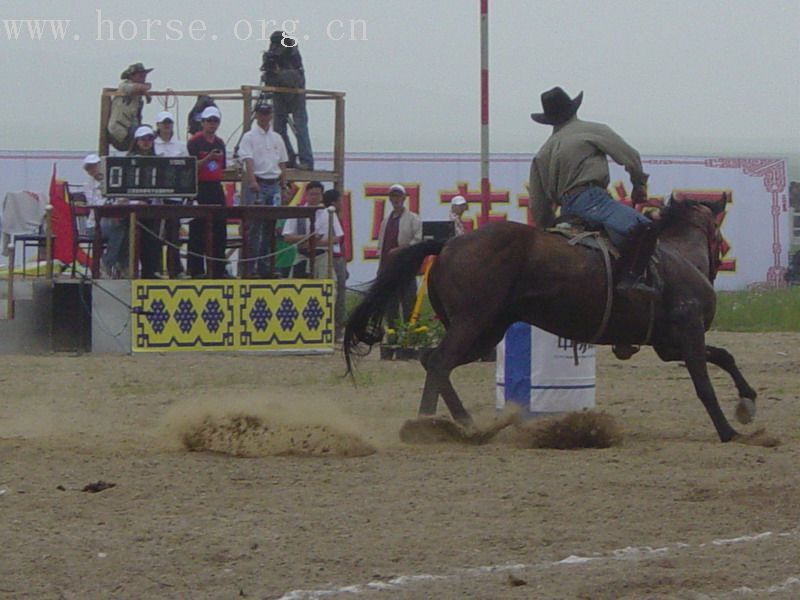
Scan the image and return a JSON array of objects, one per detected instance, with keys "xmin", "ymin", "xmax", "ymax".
[{"xmin": 102, "ymin": 156, "xmax": 197, "ymax": 198}]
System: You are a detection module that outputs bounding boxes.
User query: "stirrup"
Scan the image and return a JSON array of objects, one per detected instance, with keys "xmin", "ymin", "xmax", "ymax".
[{"xmin": 616, "ymin": 276, "xmax": 658, "ymax": 302}]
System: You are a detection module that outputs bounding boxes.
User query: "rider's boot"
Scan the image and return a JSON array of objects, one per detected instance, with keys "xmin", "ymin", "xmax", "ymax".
[{"xmin": 616, "ymin": 223, "xmax": 659, "ymax": 302}]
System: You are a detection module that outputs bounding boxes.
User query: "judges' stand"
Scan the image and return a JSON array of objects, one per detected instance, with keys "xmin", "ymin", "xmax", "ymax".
[{"xmin": 0, "ymin": 85, "xmax": 344, "ymax": 355}]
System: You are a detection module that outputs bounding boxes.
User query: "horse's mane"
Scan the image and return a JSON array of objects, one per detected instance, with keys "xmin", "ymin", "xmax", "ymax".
[{"xmin": 661, "ymin": 195, "xmax": 726, "ymax": 281}]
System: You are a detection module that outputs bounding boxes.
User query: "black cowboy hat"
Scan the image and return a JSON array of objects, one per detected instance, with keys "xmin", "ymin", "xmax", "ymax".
[{"xmin": 531, "ymin": 87, "xmax": 583, "ymax": 125}]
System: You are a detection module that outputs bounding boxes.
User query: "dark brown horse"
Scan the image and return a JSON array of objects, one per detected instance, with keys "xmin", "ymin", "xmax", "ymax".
[{"xmin": 344, "ymin": 198, "xmax": 758, "ymax": 443}]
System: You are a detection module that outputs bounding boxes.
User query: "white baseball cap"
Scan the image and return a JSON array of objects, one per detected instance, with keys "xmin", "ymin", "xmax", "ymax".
[
  {"xmin": 156, "ymin": 111, "xmax": 175, "ymax": 123},
  {"xmin": 200, "ymin": 106, "xmax": 221, "ymax": 120},
  {"xmin": 451, "ymin": 195, "xmax": 467, "ymax": 206},
  {"xmin": 82, "ymin": 153, "xmax": 101, "ymax": 165},
  {"xmin": 133, "ymin": 125, "xmax": 155, "ymax": 139},
  {"xmin": 389, "ymin": 184, "xmax": 406, "ymax": 195}
]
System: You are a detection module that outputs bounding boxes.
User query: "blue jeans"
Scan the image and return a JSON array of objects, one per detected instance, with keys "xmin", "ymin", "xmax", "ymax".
[
  {"xmin": 243, "ymin": 179, "xmax": 281, "ymax": 276},
  {"xmin": 561, "ymin": 186, "xmax": 649, "ymax": 248},
  {"xmin": 100, "ymin": 218, "xmax": 128, "ymax": 272},
  {"xmin": 273, "ymin": 94, "xmax": 314, "ymax": 169}
]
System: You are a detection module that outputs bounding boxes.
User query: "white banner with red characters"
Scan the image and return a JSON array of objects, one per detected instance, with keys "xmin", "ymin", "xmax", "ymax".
[
  {"xmin": 315, "ymin": 153, "xmax": 789, "ymax": 291},
  {"xmin": 0, "ymin": 151, "xmax": 790, "ymax": 290}
]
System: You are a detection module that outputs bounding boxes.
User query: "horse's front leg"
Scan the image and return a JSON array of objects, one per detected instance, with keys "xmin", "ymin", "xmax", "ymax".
[
  {"xmin": 678, "ymin": 314, "xmax": 739, "ymax": 442},
  {"xmin": 705, "ymin": 345, "xmax": 757, "ymax": 424}
]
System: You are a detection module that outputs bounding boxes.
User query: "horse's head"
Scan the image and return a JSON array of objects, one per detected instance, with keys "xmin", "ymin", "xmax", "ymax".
[{"xmin": 661, "ymin": 193, "xmax": 727, "ymax": 281}]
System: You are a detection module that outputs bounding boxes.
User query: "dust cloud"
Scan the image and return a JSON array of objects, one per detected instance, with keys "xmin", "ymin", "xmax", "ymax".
[{"xmin": 161, "ymin": 390, "xmax": 376, "ymax": 457}]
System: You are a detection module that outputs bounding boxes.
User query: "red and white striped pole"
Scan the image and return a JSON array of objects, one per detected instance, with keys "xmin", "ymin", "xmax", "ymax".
[{"xmin": 479, "ymin": 0, "xmax": 490, "ymax": 226}]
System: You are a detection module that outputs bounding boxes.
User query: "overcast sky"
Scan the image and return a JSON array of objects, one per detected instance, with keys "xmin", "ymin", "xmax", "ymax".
[{"xmin": 1, "ymin": 0, "xmax": 798, "ymax": 166}]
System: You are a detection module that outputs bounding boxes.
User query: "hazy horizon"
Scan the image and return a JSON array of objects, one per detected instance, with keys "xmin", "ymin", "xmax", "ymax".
[{"xmin": 1, "ymin": 1, "xmax": 797, "ymax": 171}]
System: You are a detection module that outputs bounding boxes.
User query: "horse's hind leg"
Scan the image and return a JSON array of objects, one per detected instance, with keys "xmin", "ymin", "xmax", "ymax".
[
  {"xmin": 419, "ymin": 346, "xmax": 474, "ymax": 427},
  {"xmin": 419, "ymin": 318, "xmax": 501, "ymax": 428},
  {"xmin": 706, "ymin": 345, "xmax": 757, "ymax": 424}
]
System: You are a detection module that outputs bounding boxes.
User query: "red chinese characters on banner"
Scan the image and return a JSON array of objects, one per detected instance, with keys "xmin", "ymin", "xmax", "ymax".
[{"xmin": 441, "ymin": 183, "xmax": 509, "ymax": 226}]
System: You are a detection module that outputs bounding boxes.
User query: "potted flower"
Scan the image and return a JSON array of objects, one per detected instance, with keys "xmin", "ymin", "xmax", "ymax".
[{"xmin": 381, "ymin": 318, "xmax": 445, "ymax": 360}]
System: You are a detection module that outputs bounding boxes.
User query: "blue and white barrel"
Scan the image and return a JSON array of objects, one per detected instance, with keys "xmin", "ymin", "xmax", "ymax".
[{"xmin": 496, "ymin": 322, "xmax": 596, "ymax": 417}]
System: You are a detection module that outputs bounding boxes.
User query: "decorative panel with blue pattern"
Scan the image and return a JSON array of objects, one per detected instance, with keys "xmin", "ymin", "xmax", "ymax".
[{"xmin": 132, "ymin": 280, "xmax": 334, "ymax": 352}]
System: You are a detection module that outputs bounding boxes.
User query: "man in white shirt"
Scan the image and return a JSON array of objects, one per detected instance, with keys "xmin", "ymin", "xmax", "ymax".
[
  {"xmin": 282, "ymin": 181, "xmax": 327, "ymax": 278},
  {"xmin": 238, "ymin": 101, "xmax": 289, "ymax": 277},
  {"xmin": 82, "ymin": 154, "xmax": 128, "ymax": 277},
  {"xmin": 321, "ymin": 189, "xmax": 347, "ymax": 341}
]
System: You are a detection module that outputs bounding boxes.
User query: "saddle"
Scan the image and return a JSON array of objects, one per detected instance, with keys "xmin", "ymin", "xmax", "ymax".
[
  {"xmin": 546, "ymin": 219, "xmax": 662, "ymax": 290},
  {"xmin": 547, "ymin": 220, "xmax": 621, "ymax": 259},
  {"xmin": 546, "ymin": 218, "xmax": 662, "ymax": 358}
]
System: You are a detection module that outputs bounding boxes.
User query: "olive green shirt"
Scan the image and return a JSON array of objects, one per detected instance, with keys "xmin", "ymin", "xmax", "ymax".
[
  {"xmin": 107, "ymin": 80, "xmax": 143, "ymax": 149},
  {"xmin": 529, "ymin": 117, "xmax": 648, "ymax": 228}
]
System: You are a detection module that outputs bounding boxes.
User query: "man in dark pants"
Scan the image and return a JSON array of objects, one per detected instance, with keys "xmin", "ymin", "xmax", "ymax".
[
  {"xmin": 377, "ymin": 184, "xmax": 422, "ymax": 326},
  {"xmin": 187, "ymin": 106, "xmax": 228, "ymax": 278},
  {"xmin": 261, "ymin": 30, "xmax": 313, "ymax": 170}
]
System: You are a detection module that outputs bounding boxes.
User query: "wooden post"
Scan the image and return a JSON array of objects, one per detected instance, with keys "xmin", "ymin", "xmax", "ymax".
[
  {"xmin": 326, "ymin": 206, "xmax": 334, "ymax": 279},
  {"xmin": 7, "ymin": 244, "xmax": 15, "ymax": 320},
  {"xmin": 128, "ymin": 211, "xmax": 138, "ymax": 279},
  {"xmin": 267, "ymin": 218, "xmax": 276, "ymax": 277},
  {"xmin": 92, "ymin": 210, "xmax": 103, "ymax": 277},
  {"xmin": 44, "ymin": 205, "xmax": 54, "ymax": 279},
  {"xmin": 333, "ymin": 95, "xmax": 346, "ymax": 193},
  {"xmin": 241, "ymin": 86, "xmax": 253, "ymax": 134},
  {"xmin": 99, "ymin": 88, "xmax": 113, "ymax": 156}
]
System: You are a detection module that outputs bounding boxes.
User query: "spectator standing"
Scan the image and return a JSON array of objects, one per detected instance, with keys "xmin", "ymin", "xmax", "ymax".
[
  {"xmin": 449, "ymin": 195, "xmax": 468, "ymax": 237},
  {"xmin": 107, "ymin": 62, "xmax": 153, "ymax": 152},
  {"xmin": 82, "ymin": 154, "xmax": 127, "ymax": 278},
  {"xmin": 238, "ymin": 101, "xmax": 288, "ymax": 277},
  {"xmin": 377, "ymin": 184, "xmax": 422, "ymax": 325},
  {"xmin": 282, "ymin": 181, "xmax": 325, "ymax": 277},
  {"xmin": 154, "ymin": 111, "xmax": 187, "ymax": 157},
  {"xmin": 127, "ymin": 126, "xmax": 163, "ymax": 278},
  {"xmin": 321, "ymin": 189, "xmax": 347, "ymax": 342},
  {"xmin": 154, "ymin": 111, "xmax": 189, "ymax": 278},
  {"xmin": 81, "ymin": 154, "xmax": 104, "ymax": 237},
  {"xmin": 187, "ymin": 107, "xmax": 228, "ymax": 278},
  {"xmin": 187, "ymin": 95, "xmax": 217, "ymax": 136},
  {"xmin": 261, "ymin": 31, "xmax": 314, "ymax": 170}
]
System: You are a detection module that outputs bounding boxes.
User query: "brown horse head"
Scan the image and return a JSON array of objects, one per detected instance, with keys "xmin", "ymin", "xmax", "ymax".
[{"xmin": 660, "ymin": 193, "xmax": 727, "ymax": 281}]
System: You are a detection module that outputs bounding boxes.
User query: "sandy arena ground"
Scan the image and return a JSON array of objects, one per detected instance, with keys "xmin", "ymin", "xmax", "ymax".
[{"xmin": 1, "ymin": 331, "xmax": 799, "ymax": 599}]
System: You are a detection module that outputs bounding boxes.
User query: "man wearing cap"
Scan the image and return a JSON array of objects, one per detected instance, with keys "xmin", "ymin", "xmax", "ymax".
[
  {"xmin": 187, "ymin": 106, "xmax": 227, "ymax": 278},
  {"xmin": 261, "ymin": 31, "xmax": 314, "ymax": 170},
  {"xmin": 107, "ymin": 62, "xmax": 153, "ymax": 152},
  {"xmin": 238, "ymin": 101, "xmax": 288, "ymax": 277},
  {"xmin": 377, "ymin": 184, "xmax": 422, "ymax": 325},
  {"xmin": 81, "ymin": 153, "xmax": 128, "ymax": 278},
  {"xmin": 528, "ymin": 86, "xmax": 658, "ymax": 301},
  {"xmin": 449, "ymin": 195, "xmax": 468, "ymax": 237}
]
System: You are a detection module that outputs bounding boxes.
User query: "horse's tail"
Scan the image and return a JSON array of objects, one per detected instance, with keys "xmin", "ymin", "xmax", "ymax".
[{"xmin": 344, "ymin": 239, "xmax": 445, "ymax": 375}]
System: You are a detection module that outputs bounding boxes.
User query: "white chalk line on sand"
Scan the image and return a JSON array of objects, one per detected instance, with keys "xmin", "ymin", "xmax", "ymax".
[{"xmin": 277, "ymin": 529, "xmax": 799, "ymax": 600}]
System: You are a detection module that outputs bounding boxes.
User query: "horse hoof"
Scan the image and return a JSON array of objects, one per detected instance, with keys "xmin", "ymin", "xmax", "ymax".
[{"xmin": 735, "ymin": 397, "xmax": 756, "ymax": 425}]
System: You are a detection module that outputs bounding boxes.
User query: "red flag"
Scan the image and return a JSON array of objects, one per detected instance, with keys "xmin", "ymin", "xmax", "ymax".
[{"xmin": 49, "ymin": 163, "xmax": 88, "ymax": 267}]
